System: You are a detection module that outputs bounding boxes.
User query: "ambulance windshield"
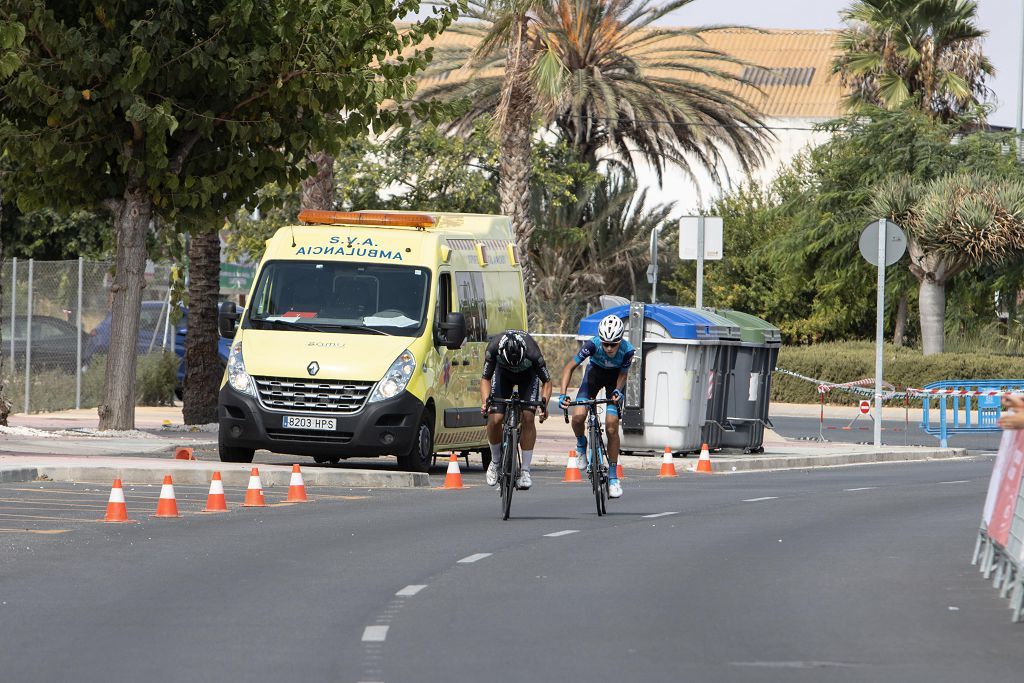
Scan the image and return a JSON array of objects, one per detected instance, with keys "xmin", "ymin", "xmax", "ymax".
[{"xmin": 248, "ymin": 261, "xmax": 430, "ymax": 336}]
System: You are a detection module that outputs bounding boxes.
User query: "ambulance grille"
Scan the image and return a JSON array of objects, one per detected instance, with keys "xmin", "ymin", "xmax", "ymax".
[{"xmin": 253, "ymin": 376, "xmax": 374, "ymax": 414}]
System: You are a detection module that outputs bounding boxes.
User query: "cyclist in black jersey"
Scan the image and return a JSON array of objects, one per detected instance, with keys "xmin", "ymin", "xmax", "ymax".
[{"xmin": 480, "ymin": 330, "xmax": 553, "ymax": 490}]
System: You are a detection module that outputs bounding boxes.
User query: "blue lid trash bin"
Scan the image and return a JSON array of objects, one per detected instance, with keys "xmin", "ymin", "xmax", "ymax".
[
  {"xmin": 709, "ymin": 309, "xmax": 782, "ymax": 453},
  {"xmin": 577, "ymin": 304, "xmax": 723, "ymax": 454}
]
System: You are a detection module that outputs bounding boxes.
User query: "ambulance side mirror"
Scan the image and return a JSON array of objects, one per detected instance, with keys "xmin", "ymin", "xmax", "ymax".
[
  {"xmin": 218, "ymin": 301, "xmax": 239, "ymax": 338},
  {"xmin": 438, "ymin": 312, "xmax": 467, "ymax": 349}
]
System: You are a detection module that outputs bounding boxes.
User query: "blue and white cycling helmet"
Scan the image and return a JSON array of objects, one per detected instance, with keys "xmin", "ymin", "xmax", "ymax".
[{"xmin": 598, "ymin": 315, "xmax": 625, "ymax": 344}]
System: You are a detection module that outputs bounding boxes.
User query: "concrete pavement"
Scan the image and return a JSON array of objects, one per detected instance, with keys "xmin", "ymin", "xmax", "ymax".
[{"xmin": 0, "ymin": 404, "xmax": 970, "ymax": 486}]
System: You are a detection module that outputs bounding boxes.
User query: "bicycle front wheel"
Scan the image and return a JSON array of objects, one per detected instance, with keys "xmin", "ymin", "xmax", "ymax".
[
  {"xmin": 590, "ymin": 436, "xmax": 605, "ymax": 516},
  {"xmin": 501, "ymin": 434, "xmax": 516, "ymax": 521}
]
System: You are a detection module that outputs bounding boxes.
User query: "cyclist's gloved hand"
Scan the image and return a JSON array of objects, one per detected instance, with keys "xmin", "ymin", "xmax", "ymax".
[
  {"xmin": 480, "ymin": 401, "xmax": 489, "ymax": 417},
  {"xmin": 611, "ymin": 389, "xmax": 623, "ymax": 402},
  {"xmin": 559, "ymin": 394, "xmax": 570, "ymax": 408}
]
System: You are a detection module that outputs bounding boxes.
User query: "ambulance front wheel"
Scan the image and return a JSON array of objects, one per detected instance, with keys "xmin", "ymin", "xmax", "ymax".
[
  {"xmin": 397, "ymin": 409, "xmax": 434, "ymax": 473},
  {"xmin": 220, "ymin": 441, "xmax": 255, "ymax": 463}
]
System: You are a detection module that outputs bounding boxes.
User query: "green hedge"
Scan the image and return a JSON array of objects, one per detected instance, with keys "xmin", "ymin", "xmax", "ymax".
[{"xmin": 772, "ymin": 341, "xmax": 1024, "ymax": 405}]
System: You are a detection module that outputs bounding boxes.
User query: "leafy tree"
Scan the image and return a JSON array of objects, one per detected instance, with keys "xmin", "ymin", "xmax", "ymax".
[
  {"xmin": 0, "ymin": 0, "xmax": 460, "ymax": 429},
  {"xmin": 832, "ymin": 0, "xmax": 993, "ymax": 119}
]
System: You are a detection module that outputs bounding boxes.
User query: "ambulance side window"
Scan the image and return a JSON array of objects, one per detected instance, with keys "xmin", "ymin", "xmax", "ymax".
[
  {"xmin": 455, "ymin": 272, "xmax": 487, "ymax": 342},
  {"xmin": 437, "ymin": 272, "xmax": 452, "ymax": 324}
]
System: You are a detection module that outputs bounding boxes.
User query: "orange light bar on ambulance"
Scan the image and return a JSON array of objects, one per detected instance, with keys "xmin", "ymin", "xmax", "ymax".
[{"xmin": 297, "ymin": 210, "xmax": 435, "ymax": 229}]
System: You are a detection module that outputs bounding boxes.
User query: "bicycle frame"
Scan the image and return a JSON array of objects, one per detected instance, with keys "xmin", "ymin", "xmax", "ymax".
[
  {"xmin": 489, "ymin": 393, "xmax": 546, "ymax": 520},
  {"xmin": 563, "ymin": 397, "xmax": 617, "ymax": 515}
]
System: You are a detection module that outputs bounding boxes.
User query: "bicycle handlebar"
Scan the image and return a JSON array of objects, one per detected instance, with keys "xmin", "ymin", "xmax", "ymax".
[
  {"xmin": 561, "ymin": 397, "xmax": 620, "ymax": 423},
  {"xmin": 486, "ymin": 397, "xmax": 549, "ymax": 409}
]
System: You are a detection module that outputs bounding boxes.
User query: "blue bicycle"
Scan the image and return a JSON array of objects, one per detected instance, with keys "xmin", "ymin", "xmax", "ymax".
[{"xmin": 563, "ymin": 397, "xmax": 617, "ymax": 516}]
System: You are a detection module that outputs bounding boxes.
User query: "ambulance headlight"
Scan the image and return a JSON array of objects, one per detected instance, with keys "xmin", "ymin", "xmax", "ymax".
[
  {"xmin": 369, "ymin": 350, "xmax": 416, "ymax": 403},
  {"xmin": 227, "ymin": 342, "xmax": 255, "ymax": 397}
]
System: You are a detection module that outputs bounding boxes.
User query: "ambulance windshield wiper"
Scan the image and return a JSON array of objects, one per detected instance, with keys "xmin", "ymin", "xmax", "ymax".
[
  {"xmin": 254, "ymin": 318, "xmax": 335, "ymax": 333},
  {"xmin": 315, "ymin": 323, "xmax": 393, "ymax": 336}
]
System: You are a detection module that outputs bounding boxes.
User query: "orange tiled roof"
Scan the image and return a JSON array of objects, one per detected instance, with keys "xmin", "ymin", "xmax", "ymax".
[{"xmin": 415, "ymin": 27, "xmax": 846, "ymax": 120}]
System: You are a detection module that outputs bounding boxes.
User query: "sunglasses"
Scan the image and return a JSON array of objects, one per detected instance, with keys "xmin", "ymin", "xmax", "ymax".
[{"xmin": 601, "ymin": 341, "xmax": 620, "ymax": 349}]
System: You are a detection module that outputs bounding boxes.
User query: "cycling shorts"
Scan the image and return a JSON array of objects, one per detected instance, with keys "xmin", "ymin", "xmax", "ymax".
[
  {"xmin": 577, "ymin": 365, "xmax": 621, "ymax": 417},
  {"xmin": 489, "ymin": 367, "xmax": 543, "ymax": 415}
]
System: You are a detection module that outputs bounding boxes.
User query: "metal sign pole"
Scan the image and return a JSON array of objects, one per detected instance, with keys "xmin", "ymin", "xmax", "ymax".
[
  {"xmin": 9, "ymin": 257, "xmax": 16, "ymax": 369},
  {"xmin": 649, "ymin": 225, "xmax": 661, "ymax": 303},
  {"xmin": 24, "ymin": 259, "xmax": 33, "ymax": 415},
  {"xmin": 874, "ymin": 218, "xmax": 886, "ymax": 448},
  {"xmin": 76, "ymin": 256, "xmax": 83, "ymax": 409},
  {"xmin": 696, "ymin": 215, "xmax": 705, "ymax": 308}
]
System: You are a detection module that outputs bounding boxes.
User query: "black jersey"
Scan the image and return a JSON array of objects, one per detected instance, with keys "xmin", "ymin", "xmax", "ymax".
[{"xmin": 481, "ymin": 330, "xmax": 551, "ymax": 383}]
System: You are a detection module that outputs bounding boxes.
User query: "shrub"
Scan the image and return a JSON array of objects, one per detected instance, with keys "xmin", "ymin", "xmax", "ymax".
[
  {"xmin": 772, "ymin": 341, "xmax": 1024, "ymax": 405},
  {"xmin": 2, "ymin": 351, "xmax": 178, "ymax": 414}
]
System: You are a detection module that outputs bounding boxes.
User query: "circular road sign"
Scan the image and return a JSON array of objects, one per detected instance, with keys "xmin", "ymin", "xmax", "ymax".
[
  {"xmin": 859, "ymin": 400, "xmax": 871, "ymax": 415},
  {"xmin": 859, "ymin": 220, "xmax": 907, "ymax": 267}
]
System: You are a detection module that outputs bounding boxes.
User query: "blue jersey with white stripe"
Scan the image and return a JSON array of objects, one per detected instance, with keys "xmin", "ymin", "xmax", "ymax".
[{"xmin": 574, "ymin": 336, "xmax": 635, "ymax": 371}]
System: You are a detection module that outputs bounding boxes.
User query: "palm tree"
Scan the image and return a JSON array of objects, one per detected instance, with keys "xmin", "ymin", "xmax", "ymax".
[
  {"xmin": 419, "ymin": 0, "xmax": 771, "ymax": 262},
  {"xmin": 871, "ymin": 172, "xmax": 1024, "ymax": 355},
  {"xmin": 832, "ymin": 0, "xmax": 993, "ymax": 119}
]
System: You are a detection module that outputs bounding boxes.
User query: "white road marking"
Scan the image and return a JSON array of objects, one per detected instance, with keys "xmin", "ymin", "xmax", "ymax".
[
  {"xmin": 458, "ymin": 553, "xmax": 492, "ymax": 564},
  {"xmin": 642, "ymin": 512, "xmax": 680, "ymax": 519},
  {"xmin": 395, "ymin": 585, "xmax": 427, "ymax": 597},
  {"xmin": 742, "ymin": 497, "xmax": 778, "ymax": 503},
  {"xmin": 844, "ymin": 487, "xmax": 877, "ymax": 492},
  {"xmin": 544, "ymin": 530, "xmax": 579, "ymax": 537},
  {"xmin": 361, "ymin": 626, "xmax": 389, "ymax": 642},
  {"xmin": 938, "ymin": 480, "xmax": 969, "ymax": 485}
]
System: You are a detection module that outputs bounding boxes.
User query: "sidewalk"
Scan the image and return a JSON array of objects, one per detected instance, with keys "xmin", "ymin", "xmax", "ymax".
[{"xmin": 0, "ymin": 404, "xmax": 970, "ymax": 484}]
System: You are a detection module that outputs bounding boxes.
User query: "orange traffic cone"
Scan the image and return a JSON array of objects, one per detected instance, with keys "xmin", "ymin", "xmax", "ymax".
[
  {"xmin": 242, "ymin": 468, "xmax": 266, "ymax": 507},
  {"xmin": 658, "ymin": 447, "xmax": 678, "ymax": 478},
  {"xmin": 203, "ymin": 471, "xmax": 228, "ymax": 512},
  {"xmin": 173, "ymin": 447, "xmax": 195, "ymax": 460},
  {"xmin": 616, "ymin": 462, "xmax": 624, "ymax": 480},
  {"xmin": 287, "ymin": 464, "xmax": 310, "ymax": 502},
  {"xmin": 696, "ymin": 443, "xmax": 713, "ymax": 473},
  {"xmin": 562, "ymin": 449, "xmax": 583, "ymax": 482},
  {"xmin": 442, "ymin": 454, "xmax": 463, "ymax": 489},
  {"xmin": 154, "ymin": 475, "xmax": 180, "ymax": 518},
  {"xmin": 103, "ymin": 478, "xmax": 129, "ymax": 523}
]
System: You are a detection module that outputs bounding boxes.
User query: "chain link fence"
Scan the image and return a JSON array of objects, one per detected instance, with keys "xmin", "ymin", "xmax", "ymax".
[{"xmin": 1, "ymin": 259, "xmax": 176, "ymax": 414}]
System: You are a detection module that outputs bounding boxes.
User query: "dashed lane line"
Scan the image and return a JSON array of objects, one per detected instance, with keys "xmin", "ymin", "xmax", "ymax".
[
  {"xmin": 742, "ymin": 497, "xmax": 779, "ymax": 503},
  {"xmin": 361, "ymin": 626, "xmax": 390, "ymax": 642},
  {"xmin": 938, "ymin": 480, "xmax": 970, "ymax": 485},
  {"xmin": 395, "ymin": 585, "xmax": 427, "ymax": 597},
  {"xmin": 458, "ymin": 553, "xmax": 492, "ymax": 564},
  {"xmin": 844, "ymin": 487, "xmax": 877, "ymax": 492},
  {"xmin": 0, "ymin": 528, "xmax": 72, "ymax": 534},
  {"xmin": 643, "ymin": 512, "xmax": 680, "ymax": 519},
  {"xmin": 543, "ymin": 530, "xmax": 579, "ymax": 537}
]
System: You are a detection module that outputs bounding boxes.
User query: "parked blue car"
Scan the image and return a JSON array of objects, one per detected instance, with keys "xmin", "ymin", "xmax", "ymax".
[{"xmin": 87, "ymin": 301, "xmax": 231, "ymax": 398}]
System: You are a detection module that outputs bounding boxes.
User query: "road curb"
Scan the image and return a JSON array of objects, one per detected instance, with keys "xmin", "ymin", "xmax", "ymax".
[
  {"xmin": 0, "ymin": 468, "xmax": 40, "ymax": 483},
  {"xmin": 528, "ymin": 447, "xmax": 970, "ymax": 473},
  {"xmin": 1, "ymin": 463, "xmax": 429, "ymax": 488}
]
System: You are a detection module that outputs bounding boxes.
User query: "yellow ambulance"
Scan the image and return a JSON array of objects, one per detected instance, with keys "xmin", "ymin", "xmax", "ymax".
[{"xmin": 216, "ymin": 210, "xmax": 527, "ymax": 471}]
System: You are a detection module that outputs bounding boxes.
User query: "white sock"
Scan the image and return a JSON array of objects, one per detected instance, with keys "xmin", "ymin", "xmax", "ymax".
[
  {"xmin": 489, "ymin": 443, "xmax": 501, "ymax": 465},
  {"xmin": 521, "ymin": 450, "xmax": 533, "ymax": 470}
]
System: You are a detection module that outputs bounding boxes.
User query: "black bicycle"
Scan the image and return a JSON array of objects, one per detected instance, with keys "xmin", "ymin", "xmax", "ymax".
[
  {"xmin": 488, "ymin": 393, "xmax": 547, "ymax": 520},
  {"xmin": 563, "ymin": 397, "xmax": 617, "ymax": 516}
]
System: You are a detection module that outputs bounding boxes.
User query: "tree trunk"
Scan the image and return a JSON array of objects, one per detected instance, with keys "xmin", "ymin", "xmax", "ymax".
[
  {"xmin": 919, "ymin": 276, "xmax": 946, "ymax": 356},
  {"xmin": 301, "ymin": 151, "xmax": 335, "ymax": 210},
  {"xmin": 0, "ymin": 187, "xmax": 9, "ymax": 426},
  {"xmin": 183, "ymin": 229, "xmax": 222, "ymax": 424},
  {"xmin": 97, "ymin": 188, "xmax": 152, "ymax": 430},
  {"xmin": 498, "ymin": 14, "xmax": 536, "ymax": 288},
  {"xmin": 893, "ymin": 293, "xmax": 908, "ymax": 346}
]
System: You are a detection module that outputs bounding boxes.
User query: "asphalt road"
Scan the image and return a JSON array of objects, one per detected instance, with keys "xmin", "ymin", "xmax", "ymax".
[
  {"xmin": 0, "ymin": 459, "xmax": 1020, "ymax": 682},
  {"xmin": 769, "ymin": 414, "xmax": 1004, "ymax": 452}
]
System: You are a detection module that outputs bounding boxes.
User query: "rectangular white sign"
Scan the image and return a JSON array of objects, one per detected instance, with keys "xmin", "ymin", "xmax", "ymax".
[{"xmin": 679, "ymin": 216, "xmax": 723, "ymax": 260}]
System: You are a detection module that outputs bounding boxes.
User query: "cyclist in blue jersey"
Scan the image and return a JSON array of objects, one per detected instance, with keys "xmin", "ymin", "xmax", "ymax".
[{"xmin": 558, "ymin": 314, "xmax": 634, "ymax": 499}]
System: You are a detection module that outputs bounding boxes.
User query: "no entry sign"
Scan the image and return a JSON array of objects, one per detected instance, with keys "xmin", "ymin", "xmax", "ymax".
[{"xmin": 859, "ymin": 400, "xmax": 871, "ymax": 415}]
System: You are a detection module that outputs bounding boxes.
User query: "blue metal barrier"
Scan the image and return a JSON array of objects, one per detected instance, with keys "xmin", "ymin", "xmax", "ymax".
[{"xmin": 920, "ymin": 380, "xmax": 1024, "ymax": 447}]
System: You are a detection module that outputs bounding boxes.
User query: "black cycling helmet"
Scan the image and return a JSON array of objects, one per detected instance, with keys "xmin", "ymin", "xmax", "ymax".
[{"xmin": 497, "ymin": 331, "xmax": 527, "ymax": 367}]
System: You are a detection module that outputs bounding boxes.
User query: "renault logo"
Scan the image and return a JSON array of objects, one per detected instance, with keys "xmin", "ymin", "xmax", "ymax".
[{"xmin": 307, "ymin": 361, "xmax": 320, "ymax": 376}]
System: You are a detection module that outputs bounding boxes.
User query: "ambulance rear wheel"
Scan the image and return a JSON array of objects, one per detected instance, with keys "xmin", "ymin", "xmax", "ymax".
[
  {"xmin": 398, "ymin": 410, "xmax": 434, "ymax": 473},
  {"xmin": 481, "ymin": 450, "xmax": 491, "ymax": 471}
]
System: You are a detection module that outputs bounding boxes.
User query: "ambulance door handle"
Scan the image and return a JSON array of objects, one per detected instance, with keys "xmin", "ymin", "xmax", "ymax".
[{"xmin": 461, "ymin": 360, "xmax": 471, "ymax": 366}]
